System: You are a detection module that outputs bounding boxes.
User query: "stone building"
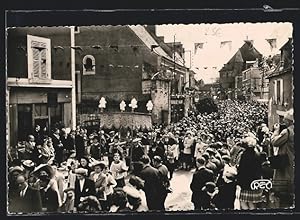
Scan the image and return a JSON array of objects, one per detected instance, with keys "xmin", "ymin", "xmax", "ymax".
[
  {"xmin": 74, "ymin": 25, "xmax": 190, "ymax": 126},
  {"xmin": 7, "ymin": 27, "xmax": 73, "ymax": 146},
  {"xmin": 266, "ymin": 38, "xmax": 293, "ymax": 128}
]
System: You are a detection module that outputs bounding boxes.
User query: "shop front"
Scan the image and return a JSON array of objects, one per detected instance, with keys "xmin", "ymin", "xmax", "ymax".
[{"xmin": 8, "ymin": 87, "xmax": 72, "ymax": 147}]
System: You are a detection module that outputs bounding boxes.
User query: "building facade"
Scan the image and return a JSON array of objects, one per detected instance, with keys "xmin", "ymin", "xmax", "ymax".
[
  {"xmin": 74, "ymin": 25, "xmax": 190, "ymax": 126},
  {"xmin": 219, "ymin": 41, "xmax": 262, "ymax": 99},
  {"xmin": 7, "ymin": 27, "xmax": 73, "ymax": 147},
  {"xmin": 241, "ymin": 66, "xmax": 269, "ymax": 101},
  {"xmin": 266, "ymin": 38, "xmax": 293, "ymax": 128}
]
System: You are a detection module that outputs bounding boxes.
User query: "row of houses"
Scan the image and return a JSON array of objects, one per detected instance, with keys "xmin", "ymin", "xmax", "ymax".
[
  {"xmin": 7, "ymin": 25, "xmax": 195, "ymax": 147},
  {"xmin": 218, "ymin": 38, "xmax": 293, "ymax": 128}
]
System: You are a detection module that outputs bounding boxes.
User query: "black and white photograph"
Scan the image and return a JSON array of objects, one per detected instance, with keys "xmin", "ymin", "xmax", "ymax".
[{"xmin": 6, "ymin": 20, "xmax": 294, "ymax": 214}]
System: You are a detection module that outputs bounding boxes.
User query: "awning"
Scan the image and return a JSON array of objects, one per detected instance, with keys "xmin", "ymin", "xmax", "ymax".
[{"xmin": 100, "ymin": 112, "xmax": 152, "ymax": 130}]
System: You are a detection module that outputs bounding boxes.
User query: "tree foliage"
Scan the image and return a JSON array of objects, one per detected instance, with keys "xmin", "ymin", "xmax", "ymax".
[{"xmin": 195, "ymin": 97, "xmax": 218, "ymax": 114}]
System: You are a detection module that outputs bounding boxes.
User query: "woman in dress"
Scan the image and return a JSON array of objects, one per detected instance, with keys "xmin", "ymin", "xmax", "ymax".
[{"xmin": 236, "ymin": 136, "xmax": 263, "ymax": 210}]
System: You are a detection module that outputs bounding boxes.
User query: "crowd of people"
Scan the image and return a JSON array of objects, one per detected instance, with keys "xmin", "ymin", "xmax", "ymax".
[{"xmin": 7, "ymin": 99, "xmax": 294, "ymax": 213}]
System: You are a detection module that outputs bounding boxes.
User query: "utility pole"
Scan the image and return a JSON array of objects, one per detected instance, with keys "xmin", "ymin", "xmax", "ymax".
[
  {"xmin": 261, "ymin": 60, "xmax": 265, "ymax": 99},
  {"xmin": 173, "ymin": 34, "xmax": 176, "ymax": 77},
  {"xmin": 70, "ymin": 26, "xmax": 76, "ymax": 130}
]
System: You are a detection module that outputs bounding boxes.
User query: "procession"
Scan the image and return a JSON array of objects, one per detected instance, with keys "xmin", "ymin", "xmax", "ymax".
[{"xmin": 6, "ymin": 23, "xmax": 294, "ymax": 213}]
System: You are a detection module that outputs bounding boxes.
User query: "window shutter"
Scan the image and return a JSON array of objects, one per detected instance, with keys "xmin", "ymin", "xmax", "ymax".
[
  {"xmin": 32, "ymin": 48, "xmax": 40, "ymax": 78},
  {"xmin": 27, "ymin": 35, "xmax": 51, "ymax": 81},
  {"xmin": 40, "ymin": 49, "xmax": 47, "ymax": 79}
]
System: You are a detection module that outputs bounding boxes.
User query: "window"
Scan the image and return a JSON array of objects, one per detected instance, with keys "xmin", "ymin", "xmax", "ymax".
[
  {"xmin": 34, "ymin": 104, "xmax": 48, "ymax": 118},
  {"xmin": 83, "ymin": 55, "xmax": 96, "ymax": 75},
  {"xmin": 274, "ymin": 79, "xmax": 284, "ymax": 105},
  {"xmin": 27, "ymin": 35, "xmax": 51, "ymax": 81}
]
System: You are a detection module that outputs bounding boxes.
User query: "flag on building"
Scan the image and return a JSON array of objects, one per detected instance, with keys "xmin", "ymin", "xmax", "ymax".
[
  {"xmin": 266, "ymin": 38, "xmax": 277, "ymax": 51},
  {"xmin": 194, "ymin": 43, "xmax": 204, "ymax": 54},
  {"xmin": 220, "ymin": 41, "xmax": 232, "ymax": 51}
]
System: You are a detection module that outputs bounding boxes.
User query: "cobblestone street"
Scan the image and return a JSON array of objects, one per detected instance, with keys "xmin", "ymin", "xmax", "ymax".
[{"xmin": 165, "ymin": 170, "xmax": 194, "ymax": 211}]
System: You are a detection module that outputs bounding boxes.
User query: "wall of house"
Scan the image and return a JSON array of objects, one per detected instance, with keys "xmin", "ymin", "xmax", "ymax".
[
  {"xmin": 268, "ymin": 72, "xmax": 293, "ymax": 128},
  {"xmin": 75, "ymin": 26, "xmax": 158, "ymax": 110},
  {"xmin": 151, "ymin": 80, "xmax": 170, "ymax": 125},
  {"xmin": 220, "ymin": 61, "xmax": 245, "ymax": 89},
  {"xmin": 7, "ymin": 27, "xmax": 72, "ymax": 80},
  {"xmin": 9, "ymin": 87, "xmax": 72, "ymax": 146}
]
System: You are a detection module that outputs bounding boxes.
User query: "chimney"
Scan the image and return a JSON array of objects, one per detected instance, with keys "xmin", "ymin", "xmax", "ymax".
[
  {"xmin": 146, "ymin": 25, "xmax": 156, "ymax": 36},
  {"xmin": 158, "ymin": 36, "xmax": 164, "ymax": 42}
]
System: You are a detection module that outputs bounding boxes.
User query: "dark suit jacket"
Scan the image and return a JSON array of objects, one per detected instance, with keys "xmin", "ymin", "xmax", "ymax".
[
  {"xmin": 52, "ymin": 134, "xmax": 63, "ymax": 163},
  {"xmin": 237, "ymin": 148, "xmax": 262, "ymax": 190},
  {"xmin": 139, "ymin": 164, "xmax": 162, "ymax": 210},
  {"xmin": 212, "ymin": 181, "xmax": 237, "ymax": 209},
  {"xmin": 14, "ymin": 186, "xmax": 42, "ymax": 213},
  {"xmin": 40, "ymin": 187, "xmax": 59, "ymax": 212},
  {"xmin": 190, "ymin": 167, "xmax": 214, "ymax": 204},
  {"xmin": 75, "ymin": 135, "xmax": 85, "ymax": 160},
  {"xmin": 74, "ymin": 178, "xmax": 96, "ymax": 207}
]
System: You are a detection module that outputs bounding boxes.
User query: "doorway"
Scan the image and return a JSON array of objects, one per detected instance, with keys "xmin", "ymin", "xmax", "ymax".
[{"xmin": 18, "ymin": 104, "xmax": 32, "ymax": 141}]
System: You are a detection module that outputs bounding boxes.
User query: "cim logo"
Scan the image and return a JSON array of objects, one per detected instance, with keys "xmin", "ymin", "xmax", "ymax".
[{"xmin": 250, "ymin": 179, "xmax": 272, "ymax": 191}]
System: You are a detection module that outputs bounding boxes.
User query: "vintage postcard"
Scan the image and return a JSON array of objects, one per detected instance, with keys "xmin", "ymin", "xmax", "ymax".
[{"xmin": 6, "ymin": 13, "xmax": 294, "ymax": 214}]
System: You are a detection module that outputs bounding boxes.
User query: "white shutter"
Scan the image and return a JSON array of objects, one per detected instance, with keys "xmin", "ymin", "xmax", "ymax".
[
  {"xmin": 32, "ymin": 48, "xmax": 40, "ymax": 78},
  {"xmin": 280, "ymin": 79, "xmax": 284, "ymax": 105},
  {"xmin": 27, "ymin": 35, "xmax": 51, "ymax": 80},
  {"xmin": 273, "ymin": 79, "xmax": 277, "ymax": 104},
  {"xmin": 40, "ymin": 49, "xmax": 47, "ymax": 79}
]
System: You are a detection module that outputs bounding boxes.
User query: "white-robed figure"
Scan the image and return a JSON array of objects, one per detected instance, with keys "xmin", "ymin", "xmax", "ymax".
[
  {"xmin": 123, "ymin": 175, "xmax": 148, "ymax": 212},
  {"xmin": 129, "ymin": 97, "xmax": 138, "ymax": 112},
  {"xmin": 99, "ymin": 97, "xmax": 107, "ymax": 112},
  {"xmin": 146, "ymin": 100, "xmax": 153, "ymax": 113},
  {"xmin": 120, "ymin": 100, "xmax": 126, "ymax": 112}
]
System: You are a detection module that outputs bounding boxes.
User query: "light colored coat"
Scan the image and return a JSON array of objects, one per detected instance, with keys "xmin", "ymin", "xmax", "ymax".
[{"xmin": 271, "ymin": 125, "xmax": 294, "ymax": 193}]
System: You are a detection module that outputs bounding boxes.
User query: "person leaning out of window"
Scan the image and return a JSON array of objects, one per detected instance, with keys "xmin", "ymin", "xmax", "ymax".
[{"xmin": 270, "ymin": 108, "xmax": 294, "ymax": 208}]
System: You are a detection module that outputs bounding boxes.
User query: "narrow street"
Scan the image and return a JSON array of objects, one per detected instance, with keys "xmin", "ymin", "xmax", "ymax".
[
  {"xmin": 6, "ymin": 22, "xmax": 294, "ymax": 213},
  {"xmin": 165, "ymin": 169, "xmax": 194, "ymax": 211}
]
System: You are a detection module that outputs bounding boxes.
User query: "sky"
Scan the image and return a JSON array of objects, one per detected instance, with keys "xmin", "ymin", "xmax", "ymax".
[{"xmin": 156, "ymin": 22, "xmax": 293, "ymax": 83}]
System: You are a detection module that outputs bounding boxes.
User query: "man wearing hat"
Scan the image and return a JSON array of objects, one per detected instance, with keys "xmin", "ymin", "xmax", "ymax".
[
  {"xmin": 90, "ymin": 161, "xmax": 108, "ymax": 202},
  {"xmin": 51, "ymin": 128, "xmax": 64, "ymax": 165},
  {"xmin": 131, "ymin": 138, "xmax": 145, "ymax": 163},
  {"xmin": 190, "ymin": 157, "xmax": 214, "ymax": 210},
  {"xmin": 74, "ymin": 168, "xmax": 96, "ymax": 209},
  {"xmin": 152, "ymin": 156, "xmax": 170, "ymax": 210},
  {"xmin": 183, "ymin": 131, "xmax": 195, "ymax": 170},
  {"xmin": 22, "ymin": 160, "xmax": 35, "ymax": 180},
  {"xmin": 8, "ymin": 166, "xmax": 25, "ymax": 212},
  {"xmin": 139, "ymin": 155, "xmax": 164, "ymax": 210},
  {"xmin": 271, "ymin": 108, "xmax": 294, "ymax": 208},
  {"xmin": 39, "ymin": 171, "xmax": 60, "ymax": 212}
]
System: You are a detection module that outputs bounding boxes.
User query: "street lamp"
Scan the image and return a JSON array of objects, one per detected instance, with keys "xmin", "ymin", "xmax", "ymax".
[{"xmin": 98, "ymin": 97, "xmax": 107, "ymax": 113}]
